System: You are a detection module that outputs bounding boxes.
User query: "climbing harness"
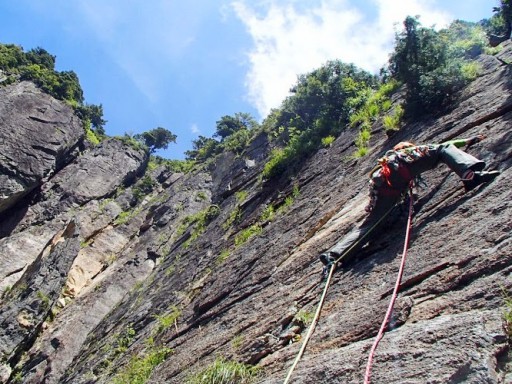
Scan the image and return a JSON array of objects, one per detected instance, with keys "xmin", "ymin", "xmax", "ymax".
[
  {"xmin": 376, "ymin": 145, "xmax": 430, "ymax": 189},
  {"xmin": 363, "ymin": 183, "xmax": 414, "ymax": 384},
  {"xmin": 282, "ymin": 190, "xmax": 412, "ymax": 384}
]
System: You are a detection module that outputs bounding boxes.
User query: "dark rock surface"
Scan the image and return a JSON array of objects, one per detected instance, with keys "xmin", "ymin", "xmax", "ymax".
[
  {"xmin": 0, "ymin": 221, "xmax": 79, "ymax": 375},
  {"xmin": 0, "ymin": 82, "xmax": 84, "ymax": 215},
  {"xmin": 0, "ymin": 138, "xmax": 148, "ymax": 292},
  {"xmin": 0, "ymin": 43, "xmax": 511, "ymax": 384}
]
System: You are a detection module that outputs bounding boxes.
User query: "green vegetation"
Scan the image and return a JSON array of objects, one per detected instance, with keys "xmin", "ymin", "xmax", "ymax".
[
  {"xmin": 196, "ymin": 191, "xmax": 208, "ymax": 201},
  {"xmin": 1, "ymin": 285, "xmax": 12, "ymax": 299},
  {"xmin": 185, "ymin": 135, "xmax": 221, "ymax": 162},
  {"xmin": 485, "ymin": 0, "xmax": 511, "ymax": 43},
  {"xmin": 215, "ymin": 113, "xmax": 259, "ymax": 156},
  {"xmin": 235, "ymin": 190, "xmax": 248, "ymax": 204},
  {"xmin": 177, "ymin": 205, "xmax": 221, "ymax": 248},
  {"xmin": 460, "ymin": 61, "xmax": 482, "ymax": 81},
  {"xmin": 132, "ymin": 174, "xmax": 157, "ymax": 202},
  {"xmin": 185, "ymin": 112, "xmax": 259, "ymax": 161},
  {"xmin": 260, "ymin": 204, "xmax": 275, "ymax": 223},
  {"xmin": 348, "ymin": 80, "xmax": 400, "ymax": 155},
  {"xmin": 215, "ymin": 113, "xmax": 259, "ymax": 140},
  {"xmin": 111, "ymin": 346, "xmax": 173, "ymax": 384},
  {"xmin": 75, "ymin": 103, "xmax": 107, "ymax": 135},
  {"xmin": 389, "ymin": 17, "xmax": 487, "ymax": 117},
  {"xmin": 84, "ymin": 124, "xmax": 101, "ymax": 146},
  {"xmin": 216, "ymin": 249, "xmax": 231, "ymax": 265},
  {"xmin": 222, "ymin": 191, "xmax": 248, "ymax": 230},
  {"xmin": 11, "ymin": 371, "xmax": 23, "ymax": 384},
  {"xmin": 165, "ymin": 264, "xmax": 176, "ymax": 276},
  {"xmin": 234, "ymin": 224, "xmax": 262, "ymax": 247},
  {"xmin": 262, "ymin": 147, "xmax": 289, "ymax": 179},
  {"xmin": 134, "ymin": 127, "xmax": 177, "ymax": 153},
  {"xmin": 0, "ymin": 13, "xmax": 499, "ymax": 169},
  {"xmin": 116, "ymin": 134, "xmax": 150, "ymax": 153},
  {"xmin": 261, "ymin": 61, "xmax": 379, "ymax": 178},
  {"xmin": 231, "ymin": 335, "xmax": 245, "ymax": 349},
  {"xmin": 100, "ymin": 306, "xmax": 176, "ymax": 383},
  {"xmin": 97, "ymin": 325, "xmax": 138, "ymax": 374},
  {"xmin": 294, "ymin": 309, "xmax": 314, "ymax": 327},
  {"xmin": 321, "ymin": 135, "xmax": 336, "ymax": 147},
  {"xmin": 146, "ymin": 154, "xmax": 196, "ymax": 174},
  {"xmin": 224, "ymin": 185, "xmax": 299, "ymax": 253},
  {"xmin": 153, "ymin": 306, "xmax": 181, "ymax": 334},
  {"xmin": 1, "ymin": 283, "xmax": 27, "ymax": 302},
  {"xmin": 0, "ymin": 43, "xmax": 107, "ymax": 140},
  {"xmin": 382, "ymin": 104, "xmax": 405, "ymax": 134},
  {"xmin": 36, "ymin": 290, "xmax": 50, "ymax": 310},
  {"xmin": 278, "ymin": 184, "xmax": 300, "ymax": 214},
  {"xmin": 256, "ymin": 17, "xmax": 492, "ymax": 167},
  {"xmin": 185, "ymin": 357, "xmax": 260, "ymax": 384},
  {"xmin": 115, "ymin": 326, "xmax": 136, "ymax": 354},
  {"xmin": 353, "ymin": 126, "xmax": 371, "ymax": 158},
  {"xmin": 114, "ymin": 210, "xmax": 132, "ymax": 226}
]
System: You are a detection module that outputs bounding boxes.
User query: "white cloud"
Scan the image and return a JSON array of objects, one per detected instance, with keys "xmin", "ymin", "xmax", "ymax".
[
  {"xmin": 190, "ymin": 123, "xmax": 201, "ymax": 135},
  {"xmin": 232, "ymin": 0, "xmax": 452, "ymax": 118}
]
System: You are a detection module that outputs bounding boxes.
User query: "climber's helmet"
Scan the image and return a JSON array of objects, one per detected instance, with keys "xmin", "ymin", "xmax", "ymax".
[{"xmin": 393, "ymin": 141, "xmax": 415, "ymax": 151}]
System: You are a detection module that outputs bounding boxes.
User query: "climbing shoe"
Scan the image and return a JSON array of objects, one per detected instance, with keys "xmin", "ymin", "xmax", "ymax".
[
  {"xmin": 319, "ymin": 252, "xmax": 337, "ymax": 280},
  {"xmin": 319, "ymin": 252, "xmax": 335, "ymax": 266},
  {"xmin": 463, "ymin": 170, "xmax": 500, "ymax": 192}
]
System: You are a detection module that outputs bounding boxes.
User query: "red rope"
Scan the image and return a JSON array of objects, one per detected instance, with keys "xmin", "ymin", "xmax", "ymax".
[{"xmin": 363, "ymin": 185, "xmax": 415, "ymax": 384}]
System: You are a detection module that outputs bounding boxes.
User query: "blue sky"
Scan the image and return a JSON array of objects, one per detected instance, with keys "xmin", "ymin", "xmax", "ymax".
[{"xmin": 0, "ymin": 0, "xmax": 495, "ymax": 159}]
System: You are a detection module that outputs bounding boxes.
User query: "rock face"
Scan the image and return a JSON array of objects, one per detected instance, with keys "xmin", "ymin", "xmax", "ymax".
[
  {"xmin": 0, "ymin": 81, "xmax": 84, "ymax": 215},
  {"xmin": 0, "ymin": 44, "xmax": 511, "ymax": 384},
  {"xmin": 0, "ymin": 137, "xmax": 148, "ymax": 294},
  {"xmin": 0, "ymin": 221, "xmax": 79, "ymax": 367}
]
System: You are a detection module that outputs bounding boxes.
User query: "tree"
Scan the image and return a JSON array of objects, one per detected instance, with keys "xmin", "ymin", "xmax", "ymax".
[
  {"xmin": 389, "ymin": 16, "xmax": 443, "ymax": 94},
  {"xmin": 0, "ymin": 44, "xmax": 27, "ymax": 70},
  {"xmin": 488, "ymin": 0, "xmax": 512, "ymax": 46},
  {"xmin": 87, "ymin": 104, "xmax": 107, "ymax": 134},
  {"xmin": 185, "ymin": 135, "xmax": 220, "ymax": 161},
  {"xmin": 26, "ymin": 47, "xmax": 56, "ymax": 70},
  {"xmin": 134, "ymin": 127, "xmax": 177, "ymax": 153},
  {"xmin": 277, "ymin": 60, "xmax": 378, "ymax": 143},
  {"xmin": 259, "ymin": 60, "xmax": 379, "ymax": 180},
  {"xmin": 214, "ymin": 112, "xmax": 258, "ymax": 140},
  {"xmin": 76, "ymin": 103, "xmax": 107, "ymax": 135},
  {"xmin": 388, "ymin": 16, "xmax": 470, "ymax": 116},
  {"xmin": 56, "ymin": 70, "xmax": 84, "ymax": 103}
]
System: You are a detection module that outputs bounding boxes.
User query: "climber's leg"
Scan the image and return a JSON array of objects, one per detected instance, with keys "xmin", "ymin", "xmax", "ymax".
[
  {"xmin": 438, "ymin": 143, "xmax": 485, "ymax": 177},
  {"xmin": 320, "ymin": 189, "xmax": 400, "ymax": 269}
]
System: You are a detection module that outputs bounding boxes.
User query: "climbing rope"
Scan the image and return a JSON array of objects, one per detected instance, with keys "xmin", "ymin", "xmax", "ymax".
[
  {"xmin": 282, "ymin": 262, "xmax": 336, "ymax": 384},
  {"xmin": 363, "ymin": 184, "xmax": 414, "ymax": 384},
  {"xmin": 282, "ymin": 200, "xmax": 401, "ymax": 384}
]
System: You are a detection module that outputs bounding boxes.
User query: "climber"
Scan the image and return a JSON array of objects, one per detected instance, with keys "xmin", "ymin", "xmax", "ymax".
[{"xmin": 319, "ymin": 135, "xmax": 500, "ymax": 277}]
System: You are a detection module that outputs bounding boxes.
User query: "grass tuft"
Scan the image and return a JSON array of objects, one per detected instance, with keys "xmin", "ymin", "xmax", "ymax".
[{"xmin": 185, "ymin": 357, "xmax": 260, "ymax": 384}]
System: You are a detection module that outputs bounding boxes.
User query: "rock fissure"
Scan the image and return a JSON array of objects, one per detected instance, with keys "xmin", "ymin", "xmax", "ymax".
[
  {"xmin": 380, "ymin": 261, "xmax": 454, "ymax": 299},
  {"xmin": 436, "ymin": 101, "xmax": 512, "ymax": 143}
]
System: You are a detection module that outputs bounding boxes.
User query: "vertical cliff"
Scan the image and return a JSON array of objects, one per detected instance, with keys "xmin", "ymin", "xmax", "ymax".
[{"xmin": 0, "ymin": 44, "xmax": 511, "ymax": 384}]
